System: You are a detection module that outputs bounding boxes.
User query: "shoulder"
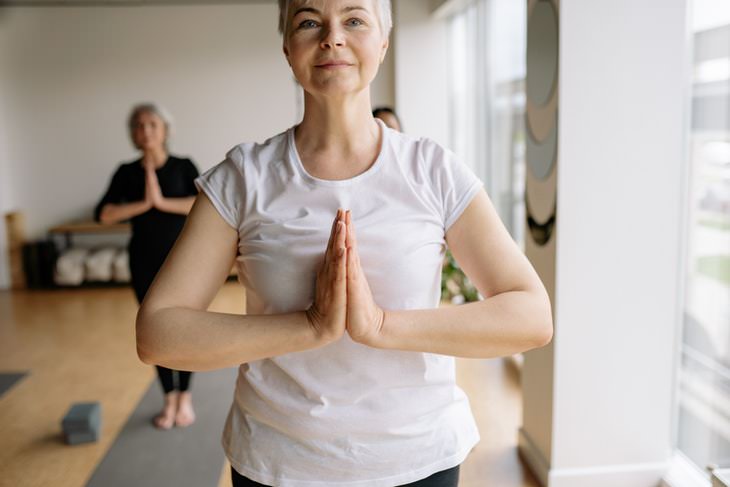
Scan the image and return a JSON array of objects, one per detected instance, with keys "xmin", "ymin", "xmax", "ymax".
[
  {"xmin": 196, "ymin": 129, "xmax": 289, "ymax": 187},
  {"xmin": 167, "ymin": 155, "xmax": 200, "ymax": 175},
  {"xmin": 386, "ymin": 130, "xmax": 458, "ymax": 178},
  {"xmin": 388, "ymin": 129, "xmax": 452, "ymax": 161},
  {"xmin": 113, "ymin": 159, "xmax": 141, "ymax": 177},
  {"xmin": 225, "ymin": 128, "xmax": 290, "ymax": 174},
  {"xmin": 166, "ymin": 155, "xmax": 197, "ymax": 168}
]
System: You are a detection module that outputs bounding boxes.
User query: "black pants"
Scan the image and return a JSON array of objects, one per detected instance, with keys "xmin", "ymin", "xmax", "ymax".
[
  {"xmin": 156, "ymin": 366, "xmax": 192, "ymax": 394},
  {"xmin": 231, "ymin": 465, "xmax": 460, "ymax": 487},
  {"xmin": 132, "ymin": 261, "xmax": 193, "ymax": 395}
]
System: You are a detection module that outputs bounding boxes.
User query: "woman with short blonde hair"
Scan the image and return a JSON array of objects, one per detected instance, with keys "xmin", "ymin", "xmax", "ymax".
[
  {"xmin": 137, "ymin": 1, "xmax": 552, "ymax": 485},
  {"xmin": 96, "ymin": 102, "xmax": 200, "ymax": 430}
]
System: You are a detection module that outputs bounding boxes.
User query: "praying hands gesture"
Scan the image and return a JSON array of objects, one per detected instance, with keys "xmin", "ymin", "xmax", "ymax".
[
  {"xmin": 144, "ymin": 162, "xmax": 165, "ymax": 210},
  {"xmin": 142, "ymin": 161, "xmax": 196, "ymax": 216},
  {"xmin": 306, "ymin": 209, "xmax": 385, "ymax": 347}
]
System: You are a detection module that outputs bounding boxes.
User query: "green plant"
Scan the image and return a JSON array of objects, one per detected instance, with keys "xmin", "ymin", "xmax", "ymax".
[{"xmin": 441, "ymin": 249, "xmax": 480, "ymax": 304}]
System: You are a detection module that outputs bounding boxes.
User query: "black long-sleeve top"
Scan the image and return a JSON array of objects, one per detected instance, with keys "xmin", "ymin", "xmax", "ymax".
[{"xmin": 94, "ymin": 156, "xmax": 199, "ymax": 263}]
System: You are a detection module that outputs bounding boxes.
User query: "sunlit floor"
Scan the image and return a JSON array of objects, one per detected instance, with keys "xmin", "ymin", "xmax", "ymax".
[{"xmin": 0, "ymin": 282, "xmax": 539, "ymax": 487}]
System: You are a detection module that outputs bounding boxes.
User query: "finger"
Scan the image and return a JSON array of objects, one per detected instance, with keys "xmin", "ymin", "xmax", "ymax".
[
  {"xmin": 336, "ymin": 239, "xmax": 347, "ymax": 284},
  {"xmin": 344, "ymin": 210, "xmax": 350, "ymax": 248},
  {"xmin": 347, "ymin": 230, "xmax": 358, "ymax": 281},
  {"xmin": 347, "ymin": 210, "xmax": 358, "ymax": 252},
  {"xmin": 336, "ymin": 215, "xmax": 347, "ymax": 252},
  {"xmin": 331, "ymin": 220, "xmax": 347, "ymax": 285},
  {"xmin": 325, "ymin": 209, "xmax": 342, "ymax": 260}
]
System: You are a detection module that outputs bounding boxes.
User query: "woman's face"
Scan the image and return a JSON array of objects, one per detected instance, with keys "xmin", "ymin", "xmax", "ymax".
[
  {"xmin": 283, "ymin": 0, "xmax": 388, "ymax": 99},
  {"xmin": 131, "ymin": 111, "xmax": 166, "ymax": 152}
]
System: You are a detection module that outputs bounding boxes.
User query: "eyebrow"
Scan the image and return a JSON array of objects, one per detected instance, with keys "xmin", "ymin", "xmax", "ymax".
[{"xmin": 293, "ymin": 6, "xmax": 370, "ymax": 17}]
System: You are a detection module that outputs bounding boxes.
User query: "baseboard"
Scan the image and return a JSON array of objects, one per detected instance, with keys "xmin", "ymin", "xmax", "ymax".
[
  {"xmin": 547, "ymin": 461, "xmax": 669, "ymax": 487},
  {"xmin": 518, "ymin": 427, "xmax": 550, "ymax": 486},
  {"xmin": 662, "ymin": 450, "xmax": 710, "ymax": 487},
  {"xmin": 518, "ymin": 427, "xmax": 672, "ymax": 487}
]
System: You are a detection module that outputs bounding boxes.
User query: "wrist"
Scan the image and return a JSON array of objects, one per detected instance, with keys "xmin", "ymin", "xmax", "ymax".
[
  {"xmin": 154, "ymin": 196, "xmax": 167, "ymax": 212},
  {"xmin": 303, "ymin": 309, "xmax": 341, "ymax": 347},
  {"xmin": 355, "ymin": 307, "xmax": 388, "ymax": 349}
]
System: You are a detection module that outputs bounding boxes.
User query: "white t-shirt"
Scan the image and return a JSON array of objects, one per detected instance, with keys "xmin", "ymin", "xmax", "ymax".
[{"xmin": 195, "ymin": 118, "xmax": 483, "ymax": 487}]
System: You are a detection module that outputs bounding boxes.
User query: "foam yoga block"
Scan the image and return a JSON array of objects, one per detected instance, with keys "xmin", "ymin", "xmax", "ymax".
[{"xmin": 62, "ymin": 402, "xmax": 101, "ymax": 445}]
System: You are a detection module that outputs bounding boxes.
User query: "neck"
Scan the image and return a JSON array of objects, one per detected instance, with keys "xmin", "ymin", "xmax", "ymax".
[
  {"xmin": 296, "ymin": 90, "xmax": 379, "ymax": 155},
  {"xmin": 142, "ymin": 147, "xmax": 168, "ymax": 168}
]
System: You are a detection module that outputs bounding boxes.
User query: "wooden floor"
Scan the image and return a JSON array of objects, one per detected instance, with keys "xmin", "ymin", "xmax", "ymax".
[{"xmin": 0, "ymin": 282, "xmax": 539, "ymax": 487}]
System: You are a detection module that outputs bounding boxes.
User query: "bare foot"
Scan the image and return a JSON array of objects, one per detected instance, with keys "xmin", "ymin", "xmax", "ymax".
[
  {"xmin": 153, "ymin": 391, "xmax": 178, "ymax": 430},
  {"xmin": 175, "ymin": 391, "xmax": 196, "ymax": 428}
]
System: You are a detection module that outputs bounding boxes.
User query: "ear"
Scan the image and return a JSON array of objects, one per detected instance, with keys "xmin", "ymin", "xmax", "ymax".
[{"xmin": 380, "ymin": 37, "xmax": 389, "ymax": 64}]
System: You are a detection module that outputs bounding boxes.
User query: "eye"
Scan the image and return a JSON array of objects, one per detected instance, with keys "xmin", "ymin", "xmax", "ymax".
[
  {"xmin": 346, "ymin": 18, "xmax": 364, "ymax": 27},
  {"xmin": 297, "ymin": 19, "xmax": 319, "ymax": 29}
]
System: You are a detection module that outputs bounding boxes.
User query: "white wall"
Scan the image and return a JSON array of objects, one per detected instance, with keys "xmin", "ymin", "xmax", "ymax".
[
  {"xmin": 0, "ymin": 3, "xmax": 395, "ymax": 290},
  {"xmin": 393, "ymin": 0, "xmax": 450, "ymax": 147}
]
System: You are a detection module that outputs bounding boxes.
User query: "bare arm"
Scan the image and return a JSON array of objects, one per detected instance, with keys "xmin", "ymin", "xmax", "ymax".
[
  {"xmin": 360, "ymin": 189, "xmax": 553, "ymax": 358},
  {"xmin": 135, "ymin": 192, "xmax": 347, "ymax": 371},
  {"xmin": 156, "ymin": 196, "xmax": 196, "ymax": 216},
  {"xmin": 99, "ymin": 200, "xmax": 151, "ymax": 224}
]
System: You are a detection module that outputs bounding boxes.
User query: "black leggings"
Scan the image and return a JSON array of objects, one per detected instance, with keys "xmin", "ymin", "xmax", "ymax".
[
  {"xmin": 231, "ymin": 465, "xmax": 460, "ymax": 487},
  {"xmin": 156, "ymin": 366, "xmax": 192, "ymax": 394}
]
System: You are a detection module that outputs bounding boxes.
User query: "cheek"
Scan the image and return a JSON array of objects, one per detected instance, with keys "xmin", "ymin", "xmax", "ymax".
[
  {"xmin": 354, "ymin": 36, "xmax": 383, "ymax": 65},
  {"xmin": 357, "ymin": 45, "xmax": 382, "ymax": 76}
]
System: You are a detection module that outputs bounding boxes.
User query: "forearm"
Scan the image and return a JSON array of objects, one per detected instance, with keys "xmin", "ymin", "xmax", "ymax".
[
  {"xmin": 157, "ymin": 196, "xmax": 196, "ymax": 215},
  {"xmin": 99, "ymin": 201, "xmax": 150, "ymax": 224},
  {"xmin": 375, "ymin": 290, "xmax": 553, "ymax": 358},
  {"xmin": 136, "ymin": 307, "xmax": 324, "ymax": 371}
]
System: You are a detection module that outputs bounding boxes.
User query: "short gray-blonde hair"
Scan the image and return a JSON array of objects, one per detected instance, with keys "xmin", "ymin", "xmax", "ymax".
[
  {"xmin": 278, "ymin": 0, "xmax": 392, "ymax": 39},
  {"xmin": 127, "ymin": 102, "xmax": 173, "ymax": 149}
]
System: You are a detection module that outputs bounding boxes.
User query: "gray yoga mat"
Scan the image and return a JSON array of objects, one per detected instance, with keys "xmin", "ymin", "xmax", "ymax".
[
  {"xmin": 86, "ymin": 367, "xmax": 238, "ymax": 487},
  {"xmin": 0, "ymin": 372, "xmax": 27, "ymax": 399}
]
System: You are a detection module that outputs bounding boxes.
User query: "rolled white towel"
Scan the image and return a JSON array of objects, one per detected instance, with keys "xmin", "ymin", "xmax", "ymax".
[
  {"xmin": 112, "ymin": 249, "xmax": 131, "ymax": 283},
  {"xmin": 54, "ymin": 248, "xmax": 89, "ymax": 286},
  {"xmin": 85, "ymin": 247, "xmax": 117, "ymax": 282}
]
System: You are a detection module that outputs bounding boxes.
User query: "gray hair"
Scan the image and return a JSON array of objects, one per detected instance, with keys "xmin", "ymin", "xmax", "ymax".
[
  {"xmin": 278, "ymin": 0, "xmax": 392, "ymax": 39},
  {"xmin": 127, "ymin": 102, "xmax": 173, "ymax": 149}
]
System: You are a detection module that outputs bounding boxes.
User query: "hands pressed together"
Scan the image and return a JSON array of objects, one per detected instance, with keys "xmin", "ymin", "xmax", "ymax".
[
  {"xmin": 143, "ymin": 161, "xmax": 166, "ymax": 210},
  {"xmin": 306, "ymin": 209, "xmax": 386, "ymax": 347}
]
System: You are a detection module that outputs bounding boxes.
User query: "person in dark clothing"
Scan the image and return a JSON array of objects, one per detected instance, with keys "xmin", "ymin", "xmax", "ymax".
[{"xmin": 94, "ymin": 103, "xmax": 200, "ymax": 430}]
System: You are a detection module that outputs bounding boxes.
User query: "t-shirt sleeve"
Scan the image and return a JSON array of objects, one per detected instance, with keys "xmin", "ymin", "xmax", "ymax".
[
  {"xmin": 93, "ymin": 165, "xmax": 127, "ymax": 223},
  {"xmin": 194, "ymin": 149, "xmax": 244, "ymax": 230},
  {"xmin": 422, "ymin": 138, "xmax": 484, "ymax": 232}
]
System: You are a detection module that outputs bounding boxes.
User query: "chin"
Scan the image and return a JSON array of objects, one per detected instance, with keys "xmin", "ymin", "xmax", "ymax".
[{"xmin": 307, "ymin": 80, "xmax": 370, "ymax": 98}]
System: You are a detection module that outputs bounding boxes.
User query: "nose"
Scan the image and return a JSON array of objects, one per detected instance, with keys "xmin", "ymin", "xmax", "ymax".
[{"xmin": 320, "ymin": 24, "xmax": 345, "ymax": 49}]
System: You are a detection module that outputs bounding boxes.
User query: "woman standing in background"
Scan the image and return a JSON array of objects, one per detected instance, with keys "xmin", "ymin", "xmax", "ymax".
[{"xmin": 95, "ymin": 103, "xmax": 200, "ymax": 430}]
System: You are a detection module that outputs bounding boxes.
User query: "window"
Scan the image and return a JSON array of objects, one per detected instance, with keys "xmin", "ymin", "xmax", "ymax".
[
  {"xmin": 677, "ymin": 0, "xmax": 730, "ymax": 477},
  {"xmin": 447, "ymin": 0, "xmax": 526, "ymax": 248}
]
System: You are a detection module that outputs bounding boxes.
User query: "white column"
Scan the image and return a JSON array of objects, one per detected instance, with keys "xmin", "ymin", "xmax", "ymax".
[{"xmin": 519, "ymin": 1, "xmax": 689, "ymax": 486}]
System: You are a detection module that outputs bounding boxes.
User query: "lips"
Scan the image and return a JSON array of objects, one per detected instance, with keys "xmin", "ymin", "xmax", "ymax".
[{"xmin": 315, "ymin": 61, "xmax": 352, "ymax": 67}]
